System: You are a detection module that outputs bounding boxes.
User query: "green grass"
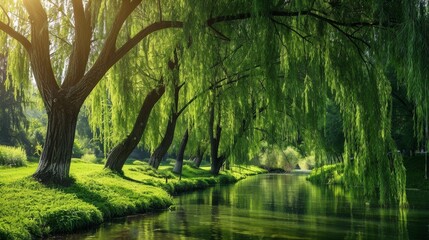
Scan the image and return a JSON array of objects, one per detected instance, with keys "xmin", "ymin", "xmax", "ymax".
[{"xmin": 0, "ymin": 161, "xmax": 266, "ymax": 239}]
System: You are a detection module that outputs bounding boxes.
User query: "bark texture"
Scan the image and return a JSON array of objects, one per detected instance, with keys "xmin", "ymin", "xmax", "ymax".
[
  {"xmin": 33, "ymin": 102, "xmax": 79, "ymax": 184},
  {"xmin": 104, "ymin": 85, "xmax": 165, "ymax": 172}
]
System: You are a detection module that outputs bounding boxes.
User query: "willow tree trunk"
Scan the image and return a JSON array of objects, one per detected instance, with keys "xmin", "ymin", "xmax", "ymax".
[
  {"xmin": 148, "ymin": 114, "xmax": 178, "ymax": 169},
  {"xmin": 211, "ymin": 155, "xmax": 225, "ymax": 175},
  {"xmin": 173, "ymin": 129, "xmax": 189, "ymax": 174},
  {"xmin": 33, "ymin": 103, "xmax": 79, "ymax": 184},
  {"xmin": 210, "ymin": 133, "xmax": 226, "ymax": 175},
  {"xmin": 104, "ymin": 86, "xmax": 165, "ymax": 172},
  {"xmin": 192, "ymin": 146, "xmax": 205, "ymax": 168},
  {"xmin": 209, "ymin": 102, "xmax": 225, "ymax": 175}
]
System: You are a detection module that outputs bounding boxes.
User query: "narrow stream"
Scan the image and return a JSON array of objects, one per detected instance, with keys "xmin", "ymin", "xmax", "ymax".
[{"xmin": 54, "ymin": 174, "xmax": 429, "ymax": 239}]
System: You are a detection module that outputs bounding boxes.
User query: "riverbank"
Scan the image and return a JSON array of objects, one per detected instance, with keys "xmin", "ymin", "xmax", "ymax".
[
  {"xmin": 0, "ymin": 161, "xmax": 266, "ymax": 239},
  {"xmin": 306, "ymin": 155, "xmax": 429, "ymax": 190}
]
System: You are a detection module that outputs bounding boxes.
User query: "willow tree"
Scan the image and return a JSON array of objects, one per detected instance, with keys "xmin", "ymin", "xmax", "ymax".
[
  {"xmin": 0, "ymin": 0, "xmax": 415, "ymax": 206},
  {"xmin": 147, "ymin": 52, "xmax": 182, "ymax": 169},
  {"xmin": 0, "ymin": 54, "xmax": 29, "ymax": 147},
  {"xmin": 103, "ymin": 84, "xmax": 165, "ymax": 172},
  {"xmin": 0, "ymin": 0, "xmax": 182, "ymax": 183},
  {"xmin": 172, "ymin": 0, "xmax": 410, "ymax": 206},
  {"xmin": 382, "ymin": 1, "xmax": 429, "ymax": 179}
]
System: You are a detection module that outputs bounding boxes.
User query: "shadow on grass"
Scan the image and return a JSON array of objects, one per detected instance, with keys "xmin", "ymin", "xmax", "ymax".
[
  {"xmin": 119, "ymin": 174, "xmax": 145, "ymax": 184},
  {"xmin": 44, "ymin": 171, "xmax": 171, "ymax": 220},
  {"xmin": 59, "ymin": 183, "xmax": 118, "ymax": 217}
]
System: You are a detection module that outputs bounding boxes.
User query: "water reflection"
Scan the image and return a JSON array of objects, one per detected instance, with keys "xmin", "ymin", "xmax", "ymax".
[{"xmin": 55, "ymin": 174, "xmax": 429, "ymax": 240}]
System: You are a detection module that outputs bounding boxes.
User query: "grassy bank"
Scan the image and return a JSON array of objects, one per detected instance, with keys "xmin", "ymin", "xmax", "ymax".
[
  {"xmin": 306, "ymin": 155, "xmax": 429, "ymax": 190},
  {"xmin": 0, "ymin": 161, "xmax": 266, "ymax": 239},
  {"xmin": 306, "ymin": 163, "xmax": 344, "ymax": 184}
]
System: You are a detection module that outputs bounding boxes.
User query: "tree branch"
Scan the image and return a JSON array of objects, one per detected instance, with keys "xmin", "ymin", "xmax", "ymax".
[
  {"xmin": 0, "ymin": 5, "xmax": 10, "ymax": 25},
  {"xmin": 96, "ymin": 0, "xmax": 143, "ymax": 65},
  {"xmin": 0, "ymin": 14, "xmax": 31, "ymax": 52},
  {"xmin": 270, "ymin": 17, "xmax": 312, "ymax": 44},
  {"xmin": 23, "ymin": 0, "xmax": 59, "ymax": 108},
  {"xmin": 62, "ymin": 0, "xmax": 93, "ymax": 88},
  {"xmin": 207, "ymin": 9, "xmax": 386, "ymax": 38},
  {"xmin": 111, "ymin": 21, "xmax": 183, "ymax": 65}
]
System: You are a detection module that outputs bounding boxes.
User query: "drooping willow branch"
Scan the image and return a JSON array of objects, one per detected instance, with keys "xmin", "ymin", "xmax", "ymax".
[{"xmin": 0, "ymin": 9, "xmax": 31, "ymax": 52}]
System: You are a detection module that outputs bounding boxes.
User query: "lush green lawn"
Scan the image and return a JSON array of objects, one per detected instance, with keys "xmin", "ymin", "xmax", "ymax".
[{"xmin": 0, "ymin": 161, "xmax": 266, "ymax": 239}]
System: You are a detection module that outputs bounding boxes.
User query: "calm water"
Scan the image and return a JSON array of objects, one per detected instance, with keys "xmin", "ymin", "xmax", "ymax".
[{"xmin": 55, "ymin": 174, "xmax": 429, "ymax": 239}]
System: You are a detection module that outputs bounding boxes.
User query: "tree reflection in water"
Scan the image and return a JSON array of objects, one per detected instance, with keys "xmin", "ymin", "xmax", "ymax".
[{"xmin": 54, "ymin": 174, "xmax": 429, "ymax": 240}]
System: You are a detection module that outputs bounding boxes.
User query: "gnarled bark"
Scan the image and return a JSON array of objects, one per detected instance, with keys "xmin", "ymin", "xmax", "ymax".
[
  {"xmin": 33, "ymin": 101, "xmax": 79, "ymax": 184},
  {"xmin": 16, "ymin": 1, "xmax": 183, "ymax": 185},
  {"xmin": 104, "ymin": 85, "xmax": 165, "ymax": 172}
]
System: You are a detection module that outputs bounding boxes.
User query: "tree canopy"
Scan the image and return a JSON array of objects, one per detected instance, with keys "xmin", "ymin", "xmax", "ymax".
[{"xmin": 1, "ymin": 0, "xmax": 427, "ymax": 206}]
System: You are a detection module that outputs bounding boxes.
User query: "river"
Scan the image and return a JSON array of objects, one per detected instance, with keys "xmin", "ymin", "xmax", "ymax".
[{"xmin": 54, "ymin": 174, "xmax": 429, "ymax": 239}]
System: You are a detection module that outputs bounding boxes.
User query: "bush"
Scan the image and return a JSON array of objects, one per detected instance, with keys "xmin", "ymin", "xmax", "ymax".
[
  {"xmin": 307, "ymin": 163, "xmax": 344, "ymax": 184},
  {"xmin": 72, "ymin": 141, "xmax": 84, "ymax": 158},
  {"xmin": 81, "ymin": 154, "xmax": 102, "ymax": 164},
  {"xmin": 0, "ymin": 145, "xmax": 27, "ymax": 167}
]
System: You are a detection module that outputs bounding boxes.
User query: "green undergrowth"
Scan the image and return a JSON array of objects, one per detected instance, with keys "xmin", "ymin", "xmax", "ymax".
[
  {"xmin": 307, "ymin": 155, "xmax": 429, "ymax": 191},
  {"xmin": 0, "ymin": 145, "xmax": 27, "ymax": 167},
  {"xmin": 0, "ymin": 161, "xmax": 266, "ymax": 239},
  {"xmin": 306, "ymin": 163, "xmax": 344, "ymax": 184},
  {"xmin": 126, "ymin": 163, "xmax": 266, "ymax": 195}
]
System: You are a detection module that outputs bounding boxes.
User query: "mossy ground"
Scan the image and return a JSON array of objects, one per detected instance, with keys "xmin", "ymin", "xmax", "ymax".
[{"xmin": 0, "ymin": 160, "xmax": 266, "ymax": 239}]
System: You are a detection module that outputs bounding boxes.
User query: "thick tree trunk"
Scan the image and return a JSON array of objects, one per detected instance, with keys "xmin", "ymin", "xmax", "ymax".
[
  {"xmin": 173, "ymin": 129, "xmax": 189, "ymax": 174},
  {"xmin": 192, "ymin": 146, "xmax": 205, "ymax": 168},
  {"xmin": 209, "ymin": 102, "xmax": 225, "ymax": 175},
  {"xmin": 104, "ymin": 85, "xmax": 165, "ymax": 172},
  {"xmin": 33, "ymin": 103, "xmax": 79, "ymax": 184},
  {"xmin": 148, "ymin": 114, "xmax": 178, "ymax": 169},
  {"xmin": 211, "ymin": 156, "xmax": 225, "ymax": 175}
]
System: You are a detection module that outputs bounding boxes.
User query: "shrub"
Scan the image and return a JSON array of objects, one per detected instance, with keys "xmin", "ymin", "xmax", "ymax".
[
  {"xmin": 307, "ymin": 163, "xmax": 344, "ymax": 184},
  {"xmin": 0, "ymin": 145, "xmax": 27, "ymax": 167},
  {"xmin": 72, "ymin": 141, "xmax": 84, "ymax": 158},
  {"xmin": 81, "ymin": 154, "xmax": 100, "ymax": 164}
]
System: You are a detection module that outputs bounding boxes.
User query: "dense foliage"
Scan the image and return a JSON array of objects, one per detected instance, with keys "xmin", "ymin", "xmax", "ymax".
[{"xmin": 0, "ymin": 0, "xmax": 428, "ymax": 207}]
